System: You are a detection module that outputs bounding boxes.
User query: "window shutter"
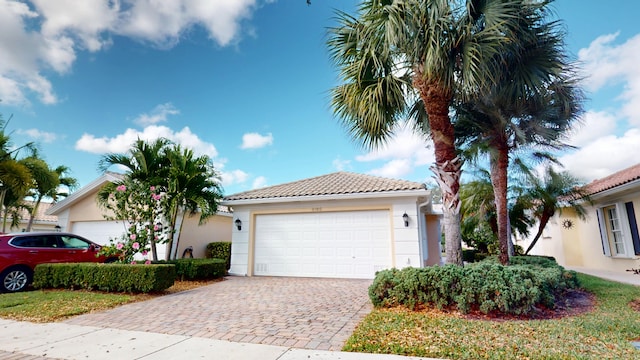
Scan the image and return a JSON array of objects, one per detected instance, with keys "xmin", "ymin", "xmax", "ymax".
[
  {"xmin": 625, "ymin": 202, "xmax": 640, "ymax": 255},
  {"xmin": 596, "ymin": 208, "xmax": 611, "ymax": 257}
]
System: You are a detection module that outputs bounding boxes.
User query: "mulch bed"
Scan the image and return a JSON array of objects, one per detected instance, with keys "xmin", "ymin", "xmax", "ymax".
[{"xmin": 462, "ymin": 289, "xmax": 596, "ymax": 321}]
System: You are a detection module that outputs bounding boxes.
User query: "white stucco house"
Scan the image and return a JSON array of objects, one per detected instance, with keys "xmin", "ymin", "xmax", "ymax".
[
  {"xmin": 46, "ymin": 172, "xmax": 233, "ymax": 259},
  {"xmin": 221, "ymin": 172, "xmax": 442, "ymax": 279},
  {"xmin": 523, "ymin": 163, "xmax": 640, "ymax": 272}
]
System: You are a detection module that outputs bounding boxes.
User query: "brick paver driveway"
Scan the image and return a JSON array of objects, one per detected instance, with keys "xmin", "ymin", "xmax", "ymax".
[{"xmin": 64, "ymin": 276, "xmax": 372, "ymax": 351}]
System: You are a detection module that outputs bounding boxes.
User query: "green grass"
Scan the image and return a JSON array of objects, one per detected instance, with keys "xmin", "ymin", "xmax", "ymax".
[
  {"xmin": 0, "ymin": 289, "xmax": 140, "ymax": 322},
  {"xmin": 344, "ymin": 274, "xmax": 640, "ymax": 359}
]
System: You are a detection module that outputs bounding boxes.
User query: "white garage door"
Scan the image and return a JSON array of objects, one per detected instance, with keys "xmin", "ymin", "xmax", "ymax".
[
  {"xmin": 254, "ymin": 210, "xmax": 391, "ymax": 279},
  {"xmin": 71, "ymin": 221, "xmax": 167, "ymax": 260}
]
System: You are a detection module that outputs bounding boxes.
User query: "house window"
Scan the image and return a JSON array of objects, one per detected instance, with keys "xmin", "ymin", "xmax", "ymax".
[
  {"xmin": 597, "ymin": 202, "xmax": 640, "ymax": 258},
  {"xmin": 603, "ymin": 205, "xmax": 626, "ymax": 255}
]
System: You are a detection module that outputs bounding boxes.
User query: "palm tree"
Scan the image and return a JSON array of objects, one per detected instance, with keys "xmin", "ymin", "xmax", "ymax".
[
  {"xmin": 98, "ymin": 138, "xmax": 171, "ymax": 185},
  {"xmin": 454, "ymin": 3, "xmax": 584, "ymax": 264},
  {"xmin": 523, "ymin": 166, "xmax": 588, "ymax": 255},
  {"xmin": 25, "ymin": 163, "xmax": 77, "ymax": 232},
  {"xmin": 328, "ymin": 0, "xmax": 547, "ymax": 265},
  {"xmin": 0, "ymin": 116, "xmax": 35, "ymax": 231},
  {"xmin": 164, "ymin": 145, "xmax": 223, "ymax": 259}
]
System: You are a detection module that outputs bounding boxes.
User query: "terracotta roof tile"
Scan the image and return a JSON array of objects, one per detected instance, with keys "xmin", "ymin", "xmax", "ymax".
[
  {"xmin": 582, "ymin": 163, "xmax": 640, "ymax": 195},
  {"xmin": 224, "ymin": 172, "xmax": 426, "ymax": 201},
  {"xmin": 14, "ymin": 201, "xmax": 58, "ymax": 223}
]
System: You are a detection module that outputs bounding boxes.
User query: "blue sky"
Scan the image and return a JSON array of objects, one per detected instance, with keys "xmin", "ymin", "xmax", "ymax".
[{"xmin": 2, "ymin": 0, "xmax": 640, "ymax": 196}]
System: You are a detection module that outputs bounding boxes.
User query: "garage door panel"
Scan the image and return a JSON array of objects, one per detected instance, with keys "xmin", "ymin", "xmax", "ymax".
[{"xmin": 254, "ymin": 210, "xmax": 391, "ymax": 279}]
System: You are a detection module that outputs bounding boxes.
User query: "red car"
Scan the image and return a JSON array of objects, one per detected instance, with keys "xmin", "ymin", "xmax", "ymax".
[{"xmin": 0, "ymin": 232, "xmax": 117, "ymax": 292}]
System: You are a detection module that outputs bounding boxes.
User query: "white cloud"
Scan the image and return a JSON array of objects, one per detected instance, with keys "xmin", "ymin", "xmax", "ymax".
[
  {"xmin": 240, "ymin": 132, "xmax": 273, "ymax": 149},
  {"xmin": 75, "ymin": 125, "xmax": 218, "ymax": 158},
  {"xmin": 0, "ymin": 0, "xmax": 262, "ymax": 106},
  {"xmin": 368, "ymin": 159, "xmax": 413, "ymax": 178},
  {"xmin": 354, "ymin": 123, "xmax": 434, "ymax": 178},
  {"xmin": 332, "ymin": 157, "xmax": 351, "ymax": 171},
  {"xmin": 134, "ymin": 103, "xmax": 179, "ymax": 126},
  {"xmin": 579, "ymin": 32, "xmax": 640, "ymax": 126},
  {"xmin": 560, "ymin": 128, "xmax": 640, "ymax": 182},
  {"xmin": 17, "ymin": 128, "xmax": 57, "ymax": 143},
  {"xmin": 566, "ymin": 110, "xmax": 616, "ymax": 147},
  {"xmin": 252, "ymin": 176, "xmax": 267, "ymax": 189},
  {"xmin": 219, "ymin": 169, "xmax": 249, "ymax": 187}
]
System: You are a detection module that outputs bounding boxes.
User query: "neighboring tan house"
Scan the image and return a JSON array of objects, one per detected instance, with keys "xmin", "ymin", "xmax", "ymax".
[
  {"xmin": 526, "ymin": 163, "xmax": 640, "ymax": 272},
  {"xmin": 46, "ymin": 172, "xmax": 233, "ymax": 259},
  {"xmin": 4, "ymin": 201, "xmax": 59, "ymax": 233},
  {"xmin": 221, "ymin": 172, "xmax": 442, "ymax": 279}
]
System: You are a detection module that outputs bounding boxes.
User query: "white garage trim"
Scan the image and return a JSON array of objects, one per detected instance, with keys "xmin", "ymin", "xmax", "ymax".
[{"xmin": 248, "ymin": 207, "xmax": 394, "ymax": 279}]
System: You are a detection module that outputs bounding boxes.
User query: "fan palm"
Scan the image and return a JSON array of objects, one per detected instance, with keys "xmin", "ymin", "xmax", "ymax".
[
  {"xmin": 328, "ymin": 0, "xmax": 545, "ymax": 265},
  {"xmin": 25, "ymin": 163, "xmax": 77, "ymax": 232},
  {"xmin": 454, "ymin": 2, "xmax": 584, "ymax": 264}
]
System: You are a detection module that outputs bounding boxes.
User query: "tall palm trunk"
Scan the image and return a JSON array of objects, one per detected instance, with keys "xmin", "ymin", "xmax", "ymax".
[
  {"xmin": 524, "ymin": 213, "xmax": 552, "ymax": 255},
  {"xmin": 25, "ymin": 196, "xmax": 43, "ymax": 232},
  {"xmin": 489, "ymin": 140, "xmax": 510, "ymax": 265},
  {"xmin": 416, "ymin": 76, "xmax": 463, "ymax": 265}
]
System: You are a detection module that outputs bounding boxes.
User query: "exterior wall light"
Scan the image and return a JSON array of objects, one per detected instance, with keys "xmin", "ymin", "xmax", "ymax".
[
  {"xmin": 402, "ymin": 212, "xmax": 409, "ymax": 227},
  {"xmin": 54, "ymin": 225, "xmax": 62, "ymax": 232},
  {"xmin": 235, "ymin": 218, "xmax": 242, "ymax": 231}
]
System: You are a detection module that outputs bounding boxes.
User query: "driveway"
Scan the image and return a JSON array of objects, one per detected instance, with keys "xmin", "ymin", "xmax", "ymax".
[{"xmin": 63, "ymin": 276, "xmax": 372, "ymax": 351}]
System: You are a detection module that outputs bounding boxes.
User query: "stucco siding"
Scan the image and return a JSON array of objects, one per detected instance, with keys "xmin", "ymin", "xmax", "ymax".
[{"xmin": 178, "ymin": 213, "xmax": 233, "ymax": 258}]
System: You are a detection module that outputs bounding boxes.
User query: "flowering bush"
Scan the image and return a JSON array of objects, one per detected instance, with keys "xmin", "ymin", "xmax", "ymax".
[{"xmin": 98, "ymin": 180, "xmax": 172, "ymax": 263}]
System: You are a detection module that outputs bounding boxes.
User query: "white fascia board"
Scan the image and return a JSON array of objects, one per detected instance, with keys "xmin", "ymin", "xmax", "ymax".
[
  {"xmin": 221, "ymin": 189, "xmax": 430, "ymax": 207},
  {"xmin": 46, "ymin": 173, "xmax": 123, "ymax": 215},
  {"xmin": 589, "ymin": 179, "xmax": 640, "ymax": 202}
]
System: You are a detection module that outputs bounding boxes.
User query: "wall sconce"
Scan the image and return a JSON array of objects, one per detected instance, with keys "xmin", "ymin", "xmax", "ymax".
[
  {"xmin": 54, "ymin": 225, "xmax": 61, "ymax": 232},
  {"xmin": 402, "ymin": 212, "xmax": 409, "ymax": 227},
  {"xmin": 235, "ymin": 218, "xmax": 242, "ymax": 231}
]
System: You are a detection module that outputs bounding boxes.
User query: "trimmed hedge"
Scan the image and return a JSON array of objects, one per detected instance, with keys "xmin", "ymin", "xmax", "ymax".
[
  {"xmin": 369, "ymin": 258, "xmax": 579, "ymax": 315},
  {"xmin": 206, "ymin": 242, "xmax": 231, "ymax": 271},
  {"xmin": 33, "ymin": 263, "xmax": 175, "ymax": 293},
  {"xmin": 152, "ymin": 258, "xmax": 226, "ymax": 280}
]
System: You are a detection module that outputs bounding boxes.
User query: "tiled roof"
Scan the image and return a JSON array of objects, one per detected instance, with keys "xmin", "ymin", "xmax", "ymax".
[
  {"xmin": 224, "ymin": 172, "xmax": 426, "ymax": 201},
  {"xmin": 13, "ymin": 201, "xmax": 57, "ymax": 223},
  {"xmin": 582, "ymin": 163, "xmax": 640, "ymax": 195}
]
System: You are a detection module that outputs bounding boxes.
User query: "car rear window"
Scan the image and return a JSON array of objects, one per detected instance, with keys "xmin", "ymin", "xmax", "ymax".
[{"xmin": 10, "ymin": 236, "xmax": 59, "ymax": 248}]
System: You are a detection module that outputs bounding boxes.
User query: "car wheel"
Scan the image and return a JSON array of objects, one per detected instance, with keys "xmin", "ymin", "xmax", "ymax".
[{"xmin": 1, "ymin": 267, "xmax": 32, "ymax": 292}]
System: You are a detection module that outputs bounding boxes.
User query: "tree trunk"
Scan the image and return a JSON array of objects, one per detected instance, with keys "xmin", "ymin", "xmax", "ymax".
[
  {"xmin": 489, "ymin": 142, "xmax": 510, "ymax": 265},
  {"xmin": 26, "ymin": 196, "xmax": 43, "ymax": 232},
  {"xmin": 415, "ymin": 74, "xmax": 463, "ymax": 266},
  {"xmin": 170, "ymin": 210, "xmax": 185, "ymax": 260},
  {"xmin": 524, "ymin": 215, "xmax": 551, "ymax": 255}
]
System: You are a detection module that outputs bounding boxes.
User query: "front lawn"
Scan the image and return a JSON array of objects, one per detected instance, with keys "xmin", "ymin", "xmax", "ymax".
[
  {"xmin": 0, "ymin": 279, "xmax": 220, "ymax": 323},
  {"xmin": 345, "ymin": 274, "xmax": 640, "ymax": 359}
]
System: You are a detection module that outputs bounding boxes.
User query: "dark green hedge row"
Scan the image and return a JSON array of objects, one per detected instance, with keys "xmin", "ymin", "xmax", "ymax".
[
  {"xmin": 206, "ymin": 242, "xmax": 231, "ymax": 271},
  {"xmin": 33, "ymin": 263, "xmax": 175, "ymax": 293},
  {"xmin": 369, "ymin": 257, "xmax": 579, "ymax": 315},
  {"xmin": 152, "ymin": 258, "xmax": 226, "ymax": 280}
]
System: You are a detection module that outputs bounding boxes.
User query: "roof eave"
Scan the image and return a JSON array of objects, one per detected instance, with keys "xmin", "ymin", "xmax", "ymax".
[
  {"xmin": 46, "ymin": 173, "xmax": 123, "ymax": 215},
  {"xmin": 589, "ymin": 178, "xmax": 640, "ymax": 201},
  {"xmin": 221, "ymin": 188, "xmax": 429, "ymax": 206}
]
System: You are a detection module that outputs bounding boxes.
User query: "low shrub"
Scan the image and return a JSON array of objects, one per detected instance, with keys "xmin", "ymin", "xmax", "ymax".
[
  {"xmin": 206, "ymin": 242, "xmax": 231, "ymax": 271},
  {"xmin": 33, "ymin": 263, "xmax": 175, "ymax": 293},
  {"xmin": 152, "ymin": 258, "xmax": 226, "ymax": 280},
  {"xmin": 368, "ymin": 260, "xmax": 579, "ymax": 315}
]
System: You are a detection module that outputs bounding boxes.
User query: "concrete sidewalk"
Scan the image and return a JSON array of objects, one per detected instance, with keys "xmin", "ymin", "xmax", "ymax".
[
  {"xmin": 0, "ymin": 319, "xmax": 438, "ymax": 360},
  {"xmin": 567, "ymin": 266, "xmax": 640, "ymax": 286}
]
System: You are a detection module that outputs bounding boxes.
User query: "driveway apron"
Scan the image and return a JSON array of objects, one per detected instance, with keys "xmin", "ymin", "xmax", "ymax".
[{"xmin": 63, "ymin": 276, "xmax": 373, "ymax": 351}]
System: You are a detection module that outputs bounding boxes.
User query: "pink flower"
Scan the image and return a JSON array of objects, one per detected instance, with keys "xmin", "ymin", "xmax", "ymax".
[
  {"xmin": 131, "ymin": 261, "xmax": 137, "ymax": 264},
  {"xmin": 116, "ymin": 243, "xmax": 124, "ymax": 250},
  {"xmin": 153, "ymin": 224, "xmax": 161, "ymax": 231},
  {"xmin": 144, "ymin": 260, "xmax": 151, "ymax": 265},
  {"xmin": 152, "ymin": 194, "xmax": 162, "ymax": 201},
  {"xmin": 141, "ymin": 250, "xmax": 148, "ymax": 256},
  {"xmin": 130, "ymin": 234, "xmax": 136, "ymax": 240},
  {"xmin": 150, "ymin": 186, "xmax": 156, "ymax": 191},
  {"xmin": 116, "ymin": 184, "xmax": 127, "ymax": 192},
  {"xmin": 132, "ymin": 242, "xmax": 140, "ymax": 250}
]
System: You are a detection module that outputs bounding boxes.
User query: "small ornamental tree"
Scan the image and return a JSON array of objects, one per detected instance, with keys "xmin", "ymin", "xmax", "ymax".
[{"xmin": 97, "ymin": 180, "xmax": 171, "ymax": 262}]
